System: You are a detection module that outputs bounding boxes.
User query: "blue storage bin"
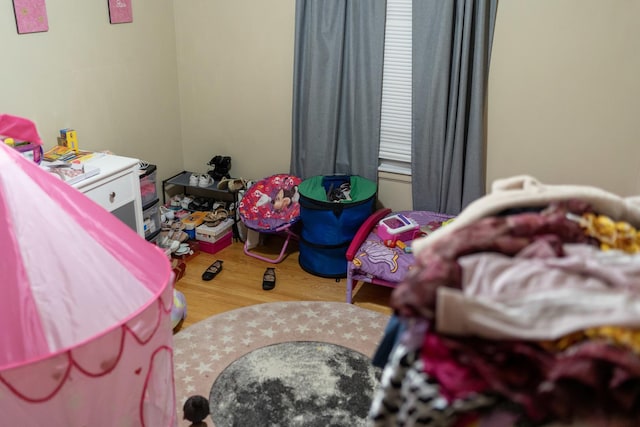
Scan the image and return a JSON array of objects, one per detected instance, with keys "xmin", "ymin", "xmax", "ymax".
[
  {"xmin": 298, "ymin": 175, "xmax": 376, "ymax": 278},
  {"xmin": 298, "ymin": 238, "xmax": 352, "ymax": 278}
]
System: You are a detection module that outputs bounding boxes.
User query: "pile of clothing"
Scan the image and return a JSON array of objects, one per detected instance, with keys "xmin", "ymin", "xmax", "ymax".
[{"xmin": 370, "ymin": 176, "xmax": 640, "ymax": 427}]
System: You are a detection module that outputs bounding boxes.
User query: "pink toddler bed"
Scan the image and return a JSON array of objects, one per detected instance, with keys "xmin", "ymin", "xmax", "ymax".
[{"xmin": 345, "ymin": 209, "xmax": 454, "ymax": 303}]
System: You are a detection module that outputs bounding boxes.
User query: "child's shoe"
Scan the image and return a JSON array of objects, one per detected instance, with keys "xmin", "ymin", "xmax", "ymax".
[{"xmin": 198, "ymin": 174, "xmax": 213, "ymax": 187}]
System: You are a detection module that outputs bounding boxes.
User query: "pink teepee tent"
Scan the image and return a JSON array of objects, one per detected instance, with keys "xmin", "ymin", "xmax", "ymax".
[{"xmin": 0, "ymin": 115, "xmax": 176, "ymax": 426}]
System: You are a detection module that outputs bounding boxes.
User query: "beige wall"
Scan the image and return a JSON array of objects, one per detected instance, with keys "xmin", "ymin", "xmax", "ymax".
[
  {"xmin": 488, "ymin": 1, "xmax": 640, "ymax": 196},
  {"xmin": 388, "ymin": 1, "xmax": 640, "ymax": 207},
  {"xmin": 3, "ymin": 1, "xmax": 638, "ymax": 209},
  {"xmin": 1, "ymin": 0, "xmax": 182, "ymax": 186},
  {"xmin": 174, "ymin": 0, "xmax": 296, "ymax": 181},
  {"xmin": 174, "ymin": 0, "xmax": 640, "ymax": 210}
]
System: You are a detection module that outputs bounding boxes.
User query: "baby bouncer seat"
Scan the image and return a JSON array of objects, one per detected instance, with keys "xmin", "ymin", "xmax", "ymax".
[{"xmin": 238, "ymin": 174, "xmax": 302, "ymax": 263}]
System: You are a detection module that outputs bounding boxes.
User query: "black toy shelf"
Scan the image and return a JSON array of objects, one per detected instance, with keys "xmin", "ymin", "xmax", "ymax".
[{"xmin": 162, "ymin": 171, "xmax": 236, "ymax": 206}]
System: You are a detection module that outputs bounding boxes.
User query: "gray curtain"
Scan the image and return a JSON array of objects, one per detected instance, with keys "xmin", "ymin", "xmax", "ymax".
[
  {"xmin": 291, "ymin": 0, "xmax": 386, "ymax": 181},
  {"xmin": 412, "ymin": 0, "xmax": 498, "ymax": 215}
]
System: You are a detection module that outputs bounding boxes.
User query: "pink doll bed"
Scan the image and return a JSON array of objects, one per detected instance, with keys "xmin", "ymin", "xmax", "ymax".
[{"xmin": 345, "ymin": 209, "xmax": 454, "ymax": 303}]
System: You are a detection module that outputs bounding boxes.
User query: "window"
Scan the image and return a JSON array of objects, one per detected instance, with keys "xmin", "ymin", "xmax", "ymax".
[{"xmin": 378, "ymin": 0, "xmax": 412, "ymax": 175}]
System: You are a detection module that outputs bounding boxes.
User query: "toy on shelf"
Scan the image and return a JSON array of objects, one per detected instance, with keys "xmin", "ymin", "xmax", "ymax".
[{"xmin": 59, "ymin": 128, "xmax": 79, "ymax": 153}]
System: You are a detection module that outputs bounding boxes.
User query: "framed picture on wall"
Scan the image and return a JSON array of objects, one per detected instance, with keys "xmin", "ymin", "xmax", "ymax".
[
  {"xmin": 108, "ymin": 0, "xmax": 133, "ymax": 24},
  {"xmin": 13, "ymin": 0, "xmax": 49, "ymax": 34}
]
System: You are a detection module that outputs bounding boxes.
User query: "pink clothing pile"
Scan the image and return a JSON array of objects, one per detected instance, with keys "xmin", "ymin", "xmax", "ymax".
[{"xmin": 371, "ymin": 176, "xmax": 640, "ymax": 426}]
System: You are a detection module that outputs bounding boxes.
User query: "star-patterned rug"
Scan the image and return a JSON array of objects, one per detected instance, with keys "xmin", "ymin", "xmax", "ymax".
[{"xmin": 173, "ymin": 301, "xmax": 390, "ymax": 427}]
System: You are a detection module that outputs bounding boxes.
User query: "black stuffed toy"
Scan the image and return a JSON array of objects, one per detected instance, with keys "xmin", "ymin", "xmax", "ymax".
[
  {"xmin": 207, "ymin": 155, "xmax": 231, "ymax": 181},
  {"xmin": 183, "ymin": 395, "xmax": 210, "ymax": 426}
]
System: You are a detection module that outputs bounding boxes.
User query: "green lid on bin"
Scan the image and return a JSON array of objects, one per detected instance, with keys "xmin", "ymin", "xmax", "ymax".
[{"xmin": 298, "ymin": 175, "xmax": 376, "ymax": 203}]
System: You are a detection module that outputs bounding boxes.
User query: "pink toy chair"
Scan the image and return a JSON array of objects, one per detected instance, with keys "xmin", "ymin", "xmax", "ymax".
[{"xmin": 238, "ymin": 174, "xmax": 302, "ymax": 263}]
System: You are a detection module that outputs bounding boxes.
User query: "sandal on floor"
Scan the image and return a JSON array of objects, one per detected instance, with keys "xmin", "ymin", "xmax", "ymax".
[
  {"xmin": 202, "ymin": 260, "xmax": 223, "ymax": 281},
  {"xmin": 262, "ymin": 267, "xmax": 276, "ymax": 291}
]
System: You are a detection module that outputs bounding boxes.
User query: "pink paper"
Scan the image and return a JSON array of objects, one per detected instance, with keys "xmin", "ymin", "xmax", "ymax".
[
  {"xmin": 108, "ymin": 0, "xmax": 133, "ymax": 24},
  {"xmin": 12, "ymin": 0, "xmax": 48, "ymax": 34}
]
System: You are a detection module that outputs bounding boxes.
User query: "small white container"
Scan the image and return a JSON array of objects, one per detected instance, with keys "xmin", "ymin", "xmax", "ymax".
[{"xmin": 195, "ymin": 219, "xmax": 234, "ymax": 243}]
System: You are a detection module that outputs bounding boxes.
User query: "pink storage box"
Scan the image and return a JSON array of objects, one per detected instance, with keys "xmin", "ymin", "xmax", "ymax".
[
  {"xmin": 198, "ymin": 230, "xmax": 232, "ymax": 254},
  {"xmin": 139, "ymin": 165, "xmax": 158, "ymax": 207}
]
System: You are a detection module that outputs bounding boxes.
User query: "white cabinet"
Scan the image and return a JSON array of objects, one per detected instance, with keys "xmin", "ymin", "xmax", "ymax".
[{"xmin": 73, "ymin": 155, "xmax": 145, "ymax": 237}]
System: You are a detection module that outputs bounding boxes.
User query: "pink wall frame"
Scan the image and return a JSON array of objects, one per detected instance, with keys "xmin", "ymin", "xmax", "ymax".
[
  {"xmin": 108, "ymin": 0, "xmax": 133, "ymax": 24},
  {"xmin": 12, "ymin": 0, "xmax": 49, "ymax": 34}
]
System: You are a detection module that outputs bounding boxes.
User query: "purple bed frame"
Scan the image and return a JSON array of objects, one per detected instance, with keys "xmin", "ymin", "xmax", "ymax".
[{"xmin": 345, "ymin": 209, "xmax": 454, "ymax": 303}]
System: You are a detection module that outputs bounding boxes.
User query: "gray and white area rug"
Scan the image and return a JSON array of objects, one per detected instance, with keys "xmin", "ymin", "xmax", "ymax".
[{"xmin": 173, "ymin": 301, "xmax": 390, "ymax": 427}]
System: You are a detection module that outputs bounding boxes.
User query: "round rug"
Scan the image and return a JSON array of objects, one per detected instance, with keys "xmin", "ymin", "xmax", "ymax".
[
  {"xmin": 209, "ymin": 341, "xmax": 379, "ymax": 427},
  {"xmin": 173, "ymin": 301, "xmax": 390, "ymax": 427}
]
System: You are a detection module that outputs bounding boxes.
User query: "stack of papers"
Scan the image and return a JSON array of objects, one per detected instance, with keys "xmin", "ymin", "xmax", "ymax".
[{"xmin": 42, "ymin": 161, "xmax": 101, "ymax": 185}]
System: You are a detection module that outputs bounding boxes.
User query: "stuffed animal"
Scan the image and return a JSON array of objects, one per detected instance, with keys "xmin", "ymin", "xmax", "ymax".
[{"xmin": 207, "ymin": 155, "xmax": 231, "ymax": 181}]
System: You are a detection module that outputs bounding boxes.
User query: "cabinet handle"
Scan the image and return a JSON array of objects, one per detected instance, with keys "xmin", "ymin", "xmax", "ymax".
[{"xmin": 109, "ymin": 191, "xmax": 116, "ymax": 202}]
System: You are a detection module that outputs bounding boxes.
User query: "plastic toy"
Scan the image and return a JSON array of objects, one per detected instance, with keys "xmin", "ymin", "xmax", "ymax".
[
  {"xmin": 1, "ymin": 114, "xmax": 44, "ymax": 164},
  {"xmin": 383, "ymin": 239, "xmax": 396, "ymax": 248},
  {"xmin": 172, "ymin": 289, "xmax": 187, "ymax": 329},
  {"xmin": 395, "ymin": 240, "xmax": 412, "ymax": 253},
  {"xmin": 60, "ymin": 128, "xmax": 78, "ymax": 153},
  {"xmin": 376, "ymin": 213, "xmax": 420, "ymax": 242}
]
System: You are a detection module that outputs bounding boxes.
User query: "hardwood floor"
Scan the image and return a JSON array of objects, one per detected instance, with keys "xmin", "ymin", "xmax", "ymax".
[{"xmin": 173, "ymin": 234, "xmax": 393, "ymax": 331}]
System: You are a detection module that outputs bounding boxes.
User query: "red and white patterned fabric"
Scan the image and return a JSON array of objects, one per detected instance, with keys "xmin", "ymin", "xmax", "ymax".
[{"xmin": 239, "ymin": 174, "xmax": 302, "ymax": 231}]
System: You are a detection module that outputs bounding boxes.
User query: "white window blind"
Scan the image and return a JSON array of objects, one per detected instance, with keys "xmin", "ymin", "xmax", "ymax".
[{"xmin": 378, "ymin": 0, "xmax": 412, "ymax": 175}]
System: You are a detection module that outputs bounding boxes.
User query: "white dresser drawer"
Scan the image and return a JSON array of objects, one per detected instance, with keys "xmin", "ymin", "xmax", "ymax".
[
  {"xmin": 69, "ymin": 154, "xmax": 144, "ymax": 237},
  {"xmin": 83, "ymin": 173, "xmax": 135, "ymax": 211}
]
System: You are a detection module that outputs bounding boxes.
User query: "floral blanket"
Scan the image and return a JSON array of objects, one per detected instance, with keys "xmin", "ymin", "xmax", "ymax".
[{"xmin": 349, "ymin": 210, "xmax": 454, "ymax": 285}]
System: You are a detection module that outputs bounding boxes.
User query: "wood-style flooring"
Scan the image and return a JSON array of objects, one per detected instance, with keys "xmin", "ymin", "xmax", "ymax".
[{"xmin": 173, "ymin": 234, "xmax": 393, "ymax": 331}]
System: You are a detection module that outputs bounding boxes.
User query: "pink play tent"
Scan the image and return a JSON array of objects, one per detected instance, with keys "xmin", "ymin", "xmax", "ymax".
[{"xmin": 0, "ymin": 115, "xmax": 176, "ymax": 426}]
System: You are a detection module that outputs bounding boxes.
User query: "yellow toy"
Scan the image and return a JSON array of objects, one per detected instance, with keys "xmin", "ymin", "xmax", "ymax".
[
  {"xmin": 65, "ymin": 130, "xmax": 78, "ymax": 152},
  {"xmin": 60, "ymin": 128, "xmax": 78, "ymax": 153}
]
